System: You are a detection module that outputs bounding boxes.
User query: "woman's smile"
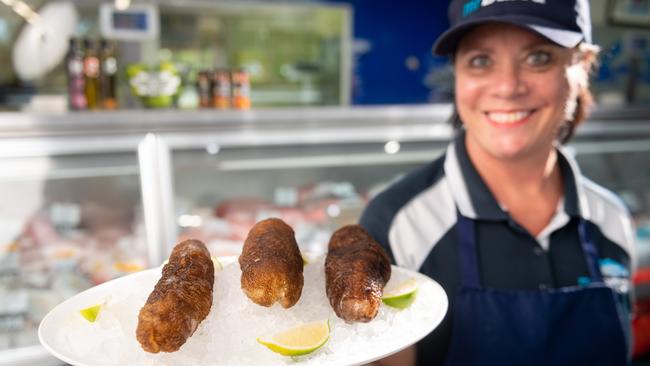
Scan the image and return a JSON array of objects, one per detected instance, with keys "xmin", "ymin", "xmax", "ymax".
[{"xmin": 484, "ymin": 109, "xmax": 535, "ymax": 127}]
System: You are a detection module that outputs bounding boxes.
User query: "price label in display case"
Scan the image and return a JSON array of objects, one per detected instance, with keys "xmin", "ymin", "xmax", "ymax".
[{"xmin": 99, "ymin": 3, "xmax": 160, "ymax": 41}]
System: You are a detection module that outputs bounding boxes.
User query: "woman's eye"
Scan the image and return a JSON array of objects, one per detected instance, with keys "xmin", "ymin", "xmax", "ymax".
[
  {"xmin": 526, "ymin": 51, "xmax": 551, "ymax": 66},
  {"xmin": 468, "ymin": 55, "xmax": 491, "ymax": 68}
]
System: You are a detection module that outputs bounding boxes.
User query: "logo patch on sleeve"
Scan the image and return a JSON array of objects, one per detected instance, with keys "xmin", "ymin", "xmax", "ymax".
[{"xmin": 599, "ymin": 258, "xmax": 630, "ymax": 294}]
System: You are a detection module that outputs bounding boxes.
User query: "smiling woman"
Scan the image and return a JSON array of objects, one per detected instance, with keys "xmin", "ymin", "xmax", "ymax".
[
  {"xmin": 360, "ymin": 1, "xmax": 637, "ymax": 366},
  {"xmin": 453, "ymin": 23, "xmax": 590, "ymax": 236}
]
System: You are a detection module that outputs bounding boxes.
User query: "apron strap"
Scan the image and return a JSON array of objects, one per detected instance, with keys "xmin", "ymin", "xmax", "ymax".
[
  {"xmin": 456, "ymin": 213, "xmax": 481, "ymax": 288},
  {"xmin": 578, "ymin": 219, "xmax": 604, "ymax": 283}
]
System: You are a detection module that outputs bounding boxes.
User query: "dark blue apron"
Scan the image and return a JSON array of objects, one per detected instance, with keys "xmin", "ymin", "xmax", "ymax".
[{"xmin": 442, "ymin": 213, "xmax": 630, "ymax": 366}]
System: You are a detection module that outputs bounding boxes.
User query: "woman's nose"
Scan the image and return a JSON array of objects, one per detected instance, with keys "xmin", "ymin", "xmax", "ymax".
[{"xmin": 491, "ymin": 63, "xmax": 528, "ymax": 99}]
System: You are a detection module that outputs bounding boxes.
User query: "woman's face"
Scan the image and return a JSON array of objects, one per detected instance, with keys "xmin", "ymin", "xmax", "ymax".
[{"xmin": 454, "ymin": 23, "xmax": 583, "ymax": 161}]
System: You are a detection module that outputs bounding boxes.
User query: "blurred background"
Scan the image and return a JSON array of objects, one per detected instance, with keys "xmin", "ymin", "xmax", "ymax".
[{"xmin": 0, "ymin": 0, "xmax": 650, "ymax": 365}]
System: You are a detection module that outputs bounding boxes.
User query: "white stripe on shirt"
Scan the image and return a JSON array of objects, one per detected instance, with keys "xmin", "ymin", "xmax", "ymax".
[
  {"xmin": 444, "ymin": 142, "xmax": 477, "ymax": 219},
  {"xmin": 388, "ymin": 176, "xmax": 457, "ymax": 271}
]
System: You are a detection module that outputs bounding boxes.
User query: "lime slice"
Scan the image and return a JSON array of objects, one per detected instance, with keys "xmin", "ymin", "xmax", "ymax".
[
  {"xmin": 257, "ymin": 320, "xmax": 330, "ymax": 356},
  {"xmin": 382, "ymin": 278, "xmax": 418, "ymax": 309},
  {"xmin": 79, "ymin": 304, "xmax": 102, "ymax": 323}
]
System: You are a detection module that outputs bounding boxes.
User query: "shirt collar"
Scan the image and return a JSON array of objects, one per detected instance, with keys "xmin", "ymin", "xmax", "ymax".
[
  {"xmin": 555, "ymin": 144, "xmax": 590, "ymax": 219},
  {"xmin": 443, "ymin": 130, "xmax": 585, "ymax": 220}
]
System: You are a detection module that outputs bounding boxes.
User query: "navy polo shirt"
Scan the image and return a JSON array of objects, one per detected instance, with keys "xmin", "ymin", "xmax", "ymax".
[{"xmin": 359, "ymin": 131, "xmax": 636, "ymax": 366}]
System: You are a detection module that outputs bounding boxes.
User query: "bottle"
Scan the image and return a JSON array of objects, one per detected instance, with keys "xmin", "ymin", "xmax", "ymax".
[
  {"xmin": 211, "ymin": 69, "xmax": 231, "ymax": 109},
  {"xmin": 197, "ymin": 70, "xmax": 211, "ymax": 108},
  {"xmin": 231, "ymin": 69, "xmax": 251, "ymax": 110},
  {"xmin": 82, "ymin": 39, "xmax": 101, "ymax": 110},
  {"xmin": 99, "ymin": 39, "xmax": 118, "ymax": 110},
  {"xmin": 177, "ymin": 73, "xmax": 199, "ymax": 110},
  {"xmin": 66, "ymin": 38, "xmax": 87, "ymax": 111}
]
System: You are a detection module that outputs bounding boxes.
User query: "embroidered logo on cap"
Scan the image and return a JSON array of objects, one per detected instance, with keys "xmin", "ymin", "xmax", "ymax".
[{"xmin": 463, "ymin": 0, "xmax": 547, "ymax": 17}]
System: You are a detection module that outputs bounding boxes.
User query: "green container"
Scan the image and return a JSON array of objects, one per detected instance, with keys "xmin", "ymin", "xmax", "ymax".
[{"xmin": 127, "ymin": 62, "xmax": 181, "ymax": 108}]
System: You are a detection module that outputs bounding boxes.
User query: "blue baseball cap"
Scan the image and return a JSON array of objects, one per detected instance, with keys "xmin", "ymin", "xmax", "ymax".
[{"xmin": 433, "ymin": 0, "xmax": 592, "ymax": 56}]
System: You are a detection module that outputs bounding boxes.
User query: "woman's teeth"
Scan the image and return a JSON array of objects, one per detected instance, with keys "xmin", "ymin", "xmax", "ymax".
[{"xmin": 487, "ymin": 111, "xmax": 531, "ymax": 124}]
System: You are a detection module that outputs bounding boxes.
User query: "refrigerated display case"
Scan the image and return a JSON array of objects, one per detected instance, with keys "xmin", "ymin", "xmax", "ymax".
[
  {"xmin": 1, "ymin": 105, "xmax": 650, "ymax": 364},
  {"xmin": 0, "ymin": 122, "xmax": 151, "ymax": 365}
]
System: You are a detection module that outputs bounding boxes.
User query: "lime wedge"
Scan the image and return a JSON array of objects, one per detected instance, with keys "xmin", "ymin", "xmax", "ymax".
[
  {"xmin": 382, "ymin": 278, "xmax": 418, "ymax": 309},
  {"xmin": 257, "ymin": 320, "xmax": 330, "ymax": 356},
  {"xmin": 79, "ymin": 304, "xmax": 102, "ymax": 323}
]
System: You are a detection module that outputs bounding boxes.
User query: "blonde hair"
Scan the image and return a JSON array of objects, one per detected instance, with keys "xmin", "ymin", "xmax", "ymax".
[{"xmin": 558, "ymin": 42, "xmax": 600, "ymax": 143}]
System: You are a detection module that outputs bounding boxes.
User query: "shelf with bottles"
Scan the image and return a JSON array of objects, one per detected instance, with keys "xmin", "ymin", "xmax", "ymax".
[
  {"xmin": 66, "ymin": 37, "xmax": 255, "ymax": 112},
  {"xmin": 66, "ymin": 38, "xmax": 118, "ymax": 111},
  {"xmin": 130, "ymin": 65, "xmax": 252, "ymax": 110}
]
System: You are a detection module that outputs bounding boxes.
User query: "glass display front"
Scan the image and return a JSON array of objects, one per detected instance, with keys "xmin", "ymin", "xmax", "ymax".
[
  {"xmin": 171, "ymin": 141, "xmax": 447, "ymax": 256},
  {"xmin": 0, "ymin": 152, "xmax": 147, "ymax": 350}
]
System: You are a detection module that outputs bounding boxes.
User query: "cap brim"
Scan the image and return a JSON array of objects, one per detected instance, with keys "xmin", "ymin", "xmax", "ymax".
[{"xmin": 433, "ymin": 17, "xmax": 584, "ymax": 56}]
